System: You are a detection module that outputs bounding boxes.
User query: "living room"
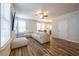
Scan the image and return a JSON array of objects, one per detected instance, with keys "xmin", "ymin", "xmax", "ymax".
[{"xmin": 0, "ymin": 3, "xmax": 79, "ymax": 56}]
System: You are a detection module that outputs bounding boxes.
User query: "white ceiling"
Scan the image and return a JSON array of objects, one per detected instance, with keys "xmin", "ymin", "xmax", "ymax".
[{"xmin": 12, "ymin": 3, "xmax": 79, "ymax": 22}]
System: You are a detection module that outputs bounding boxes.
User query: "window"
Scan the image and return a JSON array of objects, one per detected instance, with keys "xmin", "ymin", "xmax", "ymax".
[
  {"xmin": 18, "ymin": 20, "xmax": 26, "ymax": 33},
  {"xmin": 14, "ymin": 19, "xmax": 18, "ymax": 33},
  {"xmin": 1, "ymin": 3, "xmax": 11, "ymax": 47},
  {"xmin": 14, "ymin": 18, "xmax": 26, "ymax": 33},
  {"xmin": 37, "ymin": 23, "xmax": 45, "ymax": 31}
]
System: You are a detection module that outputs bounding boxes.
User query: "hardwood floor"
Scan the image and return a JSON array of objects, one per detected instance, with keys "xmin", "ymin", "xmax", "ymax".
[{"xmin": 10, "ymin": 37, "xmax": 79, "ymax": 56}]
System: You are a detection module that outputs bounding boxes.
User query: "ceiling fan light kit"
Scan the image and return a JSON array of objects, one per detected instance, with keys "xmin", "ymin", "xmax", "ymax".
[{"xmin": 35, "ymin": 10, "xmax": 48, "ymax": 19}]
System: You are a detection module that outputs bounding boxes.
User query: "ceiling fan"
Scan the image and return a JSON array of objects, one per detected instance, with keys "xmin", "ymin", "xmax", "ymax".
[{"xmin": 35, "ymin": 9, "xmax": 48, "ymax": 19}]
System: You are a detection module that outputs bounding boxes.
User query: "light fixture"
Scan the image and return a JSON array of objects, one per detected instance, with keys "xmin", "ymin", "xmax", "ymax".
[{"xmin": 35, "ymin": 9, "xmax": 48, "ymax": 19}]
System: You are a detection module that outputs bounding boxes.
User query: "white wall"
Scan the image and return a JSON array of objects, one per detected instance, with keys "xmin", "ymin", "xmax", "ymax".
[
  {"xmin": 52, "ymin": 10, "xmax": 79, "ymax": 43},
  {"xmin": 0, "ymin": 3, "xmax": 1, "ymax": 13},
  {"xmin": 0, "ymin": 3, "xmax": 1, "ymax": 47}
]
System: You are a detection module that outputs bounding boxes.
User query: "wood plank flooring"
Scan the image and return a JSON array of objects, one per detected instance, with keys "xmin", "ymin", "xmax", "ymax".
[{"xmin": 10, "ymin": 37, "xmax": 79, "ymax": 56}]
